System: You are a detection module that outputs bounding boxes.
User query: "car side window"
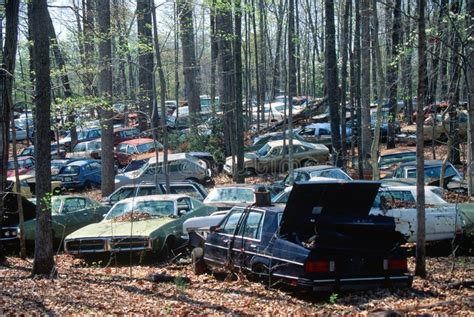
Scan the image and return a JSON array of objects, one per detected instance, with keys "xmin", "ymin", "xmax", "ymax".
[
  {"xmin": 126, "ymin": 146, "xmax": 136, "ymax": 154},
  {"xmin": 177, "ymin": 197, "xmax": 192, "ymax": 213},
  {"xmin": 89, "ymin": 129, "xmax": 101, "ymax": 138},
  {"xmin": 63, "ymin": 198, "xmax": 87, "ymax": 213},
  {"xmin": 221, "ymin": 210, "xmax": 244, "ymax": 235},
  {"xmin": 294, "ymin": 172, "xmax": 309, "ymax": 182},
  {"xmin": 393, "ymin": 168, "xmax": 403, "ymax": 178},
  {"xmin": 300, "ymin": 127, "xmax": 315, "ymax": 136},
  {"xmin": 293, "ymin": 145, "xmax": 307, "ymax": 153},
  {"xmin": 137, "ymin": 186, "xmax": 158, "ymax": 196},
  {"xmin": 169, "ymin": 185, "xmax": 202, "ymax": 199},
  {"xmin": 268, "ymin": 147, "xmax": 282, "ymax": 157},
  {"xmin": 89, "ymin": 162, "xmax": 101, "ymax": 170},
  {"xmin": 24, "ymin": 158, "xmax": 34, "ymax": 168},
  {"xmin": 110, "ymin": 187, "xmax": 135, "ymax": 202},
  {"xmin": 117, "ymin": 144, "xmax": 127, "ymax": 152},
  {"xmin": 240, "ymin": 211, "xmax": 264, "ymax": 240}
]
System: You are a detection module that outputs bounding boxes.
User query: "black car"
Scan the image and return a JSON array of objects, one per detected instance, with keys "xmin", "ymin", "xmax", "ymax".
[{"xmin": 192, "ymin": 182, "xmax": 412, "ymax": 292}]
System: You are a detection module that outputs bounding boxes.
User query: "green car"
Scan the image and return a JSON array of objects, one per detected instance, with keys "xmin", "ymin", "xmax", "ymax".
[
  {"xmin": 64, "ymin": 194, "xmax": 217, "ymax": 256},
  {"xmin": 23, "ymin": 195, "xmax": 109, "ymax": 244}
]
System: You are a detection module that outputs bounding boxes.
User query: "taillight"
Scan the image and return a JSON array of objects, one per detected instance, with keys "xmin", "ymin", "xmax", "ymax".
[
  {"xmin": 387, "ymin": 259, "xmax": 407, "ymax": 271},
  {"xmin": 304, "ymin": 260, "xmax": 334, "ymax": 273}
]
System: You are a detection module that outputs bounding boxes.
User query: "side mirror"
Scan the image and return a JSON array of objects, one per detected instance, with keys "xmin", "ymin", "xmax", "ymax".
[{"xmin": 210, "ymin": 225, "xmax": 220, "ymax": 233}]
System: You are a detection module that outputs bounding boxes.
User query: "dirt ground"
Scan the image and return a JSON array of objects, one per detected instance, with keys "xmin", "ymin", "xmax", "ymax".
[{"xmin": 0, "ymin": 255, "xmax": 473, "ymax": 315}]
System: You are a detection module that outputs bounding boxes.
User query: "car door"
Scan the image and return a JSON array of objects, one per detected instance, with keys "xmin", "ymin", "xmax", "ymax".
[
  {"xmin": 88, "ymin": 162, "xmax": 102, "ymax": 184},
  {"xmin": 204, "ymin": 208, "xmax": 244, "ymax": 266},
  {"xmin": 57, "ymin": 197, "xmax": 92, "ymax": 237},
  {"xmin": 236, "ymin": 210, "xmax": 265, "ymax": 270}
]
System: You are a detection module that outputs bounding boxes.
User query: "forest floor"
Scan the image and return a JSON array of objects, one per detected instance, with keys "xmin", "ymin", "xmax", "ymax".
[{"xmin": 0, "ymin": 255, "xmax": 473, "ymax": 315}]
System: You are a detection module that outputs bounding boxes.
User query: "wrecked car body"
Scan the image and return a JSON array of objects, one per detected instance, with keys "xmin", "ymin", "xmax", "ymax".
[{"xmin": 191, "ymin": 182, "xmax": 412, "ymax": 292}]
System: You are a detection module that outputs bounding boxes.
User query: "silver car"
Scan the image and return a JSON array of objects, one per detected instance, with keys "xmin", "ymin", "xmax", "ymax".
[{"xmin": 114, "ymin": 153, "xmax": 211, "ymax": 188}]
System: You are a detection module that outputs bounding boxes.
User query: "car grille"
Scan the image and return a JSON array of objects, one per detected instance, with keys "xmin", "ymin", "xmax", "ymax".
[
  {"xmin": 110, "ymin": 237, "xmax": 151, "ymax": 251},
  {"xmin": 65, "ymin": 239, "xmax": 107, "ymax": 253}
]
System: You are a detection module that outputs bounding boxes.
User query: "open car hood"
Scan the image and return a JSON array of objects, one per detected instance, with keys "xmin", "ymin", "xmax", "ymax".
[
  {"xmin": 279, "ymin": 181, "xmax": 405, "ymax": 250},
  {"xmin": 1, "ymin": 192, "xmax": 37, "ymax": 226},
  {"xmin": 280, "ymin": 181, "xmax": 380, "ymax": 229}
]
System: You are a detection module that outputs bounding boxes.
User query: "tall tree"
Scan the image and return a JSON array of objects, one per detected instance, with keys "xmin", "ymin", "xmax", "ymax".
[
  {"xmin": 83, "ymin": 0, "xmax": 96, "ymax": 96},
  {"xmin": 178, "ymin": 0, "xmax": 201, "ymax": 120},
  {"xmin": 234, "ymin": 0, "xmax": 245, "ymax": 183},
  {"xmin": 401, "ymin": 0, "xmax": 413, "ymax": 124},
  {"xmin": 340, "ymin": 0, "xmax": 351, "ymax": 167},
  {"xmin": 325, "ymin": 0, "xmax": 342, "ymax": 167},
  {"xmin": 386, "ymin": 0, "xmax": 402, "ymax": 149},
  {"xmin": 467, "ymin": 0, "xmax": 474, "ymax": 196},
  {"xmin": 0, "ymin": 0, "xmax": 20, "ymax": 263},
  {"xmin": 137, "ymin": 0, "xmax": 154, "ymax": 117},
  {"xmin": 97, "ymin": 0, "xmax": 115, "ymax": 197},
  {"xmin": 360, "ymin": 0, "xmax": 371, "ymax": 173},
  {"xmin": 287, "ymin": 0, "xmax": 296, "ymax": 183},
  {"xmin": 31, "ymin": 0, "xmax": 55, "ymax": 275},
  {"xmin": 415, "ymin": 0, "xmax": 427, "ymax": 278}
]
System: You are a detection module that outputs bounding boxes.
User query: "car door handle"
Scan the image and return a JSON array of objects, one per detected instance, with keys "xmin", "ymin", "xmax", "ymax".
[
  {"xmin": 249, "ymin": 244, "xmax": 257, "ymax": 249},
  {"xmin": 223, "ymin": 239, "xmax": 229, "ymax": 243},
  {"xmin": 83, "ymin": 212, "xmax": 88, "ymax": 216}
]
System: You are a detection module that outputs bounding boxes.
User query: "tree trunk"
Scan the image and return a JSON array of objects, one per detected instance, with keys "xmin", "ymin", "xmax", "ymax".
[
  {"xmin": 360, "ymin": 0, "xmax": 371, "ymax": 176},
  {"xmin": 151, "ymin": 0, "xmax": 170, "ymax": 191},
  {"xmin": 287, "ymin": 0, "xmax": 296, "ymax": 183},
  {"xmin": 216, "ymin": 0, "xmax": 235, "ymax": 164},
  {"xmin": 340, "ymin": 0, "xmax": 351, "ymax": 167},
  {"xmin": 137, "ymin": 0, "xmax": 154, "ymax": 119},
  {"xmin": 83, "ymin": 0, "xmax": 96, "ymax": 97},
  {"xmin": 415, "ymin": 0, "xmax": 427, "ymax": 279},
  {"xmin": 178, "ymin": 0, "xmax": 201, "ymax": 122},
  {"xmin": 210, "ymin": 0, "xmax": 217, "ymax": 106},
  {"xmin": 370, "ymin": 0, "xmax": 386, "ymax": 180},
  {"xmin": 31, "ymin": 0, "xmax": 55, "ymax": 276},
  {"xmin": 386, "ymin": 0, "xmax": 401, "ymax": 149},
  {"xmin": 234, "ymin": 0, "xmax": 245, "ymax": 183},
  {"xmin": 97, "ymin": 0, "xmax": 115, "ymax": 197},
  {"xmin": 401, "ymin": 0, "xmax": 413, "ymax": 124},
  {"xmin": 251, "ymin": 0, "xmax": 261, "ymax": 131},
  {"xmin": 258, "ymin": 0, "xmax": 266, "ymax": 122},
  {"xmin": 467, "ymin": 0, "xmax": 474, "ymax": 196},
  {"xmin": 325, "ymin": 0, "xmax": 342, "ymax": 167}
]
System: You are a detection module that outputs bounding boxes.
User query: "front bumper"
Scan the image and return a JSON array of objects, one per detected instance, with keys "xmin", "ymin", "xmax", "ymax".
[
  {"xmin": 64, "ymin": 236, "xmax": 152, "ymax": 254},
  {"xmin": 297, "ymin": 274, "xmax": 413, "ymax": 292}
]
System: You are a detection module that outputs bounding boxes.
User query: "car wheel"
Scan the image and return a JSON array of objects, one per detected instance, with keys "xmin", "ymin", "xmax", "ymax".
[
  {"xmin": 191, "ymin": 247, "xmax": 206, "ymax": 275},
  {"xmin": 302, "ymin": 159, "xmax": 317, "ymax": 167}
]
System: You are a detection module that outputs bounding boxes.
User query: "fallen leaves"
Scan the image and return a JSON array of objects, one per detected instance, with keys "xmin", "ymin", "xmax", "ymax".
[{"xmin": 0, "ymin": 254, "xmax": 473, "ymax": 314}]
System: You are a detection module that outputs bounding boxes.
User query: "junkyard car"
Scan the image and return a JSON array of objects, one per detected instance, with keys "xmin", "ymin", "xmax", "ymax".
[
  {"xmin": 64, "ymin": 194, "xmax": 216, "ymax": 257},
  {"xmin": 191, "ymin": 182, "xmax": 412, "ymax": 291},
  {"xmin": 203, "ymin": 184, "xmax": 277, "ymax": 211},
  {"xmin": 114, "ymin": 153, "xmax": 211, "ymax": 188},
  {"xmin": 56, "ymin": 159, "xmax": 102, "ymax": 190},
  {"xmin": 224, "ymin": 140, "xmax": 330, "ymax": 176},
  {"xmin": 0, "ymin": 193, "xmax": 108, "ymax": 248},
  {"xmin": 102, "ymin": 181, "xmax": 208, "ymax": 206},
  {"xmin": 6, "ymin": 175, "xmax": 62, "ymax": 198},
  {"xmin": 115, "ymin": 138, "xmax": 164, "ymax": 166},
  {"xmin": 66, "ymin": 139, "xmax": 102, "ymax": 159},
  {"xmin": 271, "ymin": 165, "xmax": 352, "ymax": 193},
  {"xmin": 378, "ymin": 149, "xmax": 416, "ymax": 178},
  {"xmin": 7, "ymin": 156, "xmax": 35, "ymax": 178}
]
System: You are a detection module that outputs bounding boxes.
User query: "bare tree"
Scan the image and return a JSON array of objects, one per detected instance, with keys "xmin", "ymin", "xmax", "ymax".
[
  {"xmin": 467, "ymin": 0, "xmax": 474, "ymax": 196},
  {"xmin": 325, "ymin": 0, "xmax": 342, "ymax": 167},
  {"xmin": 177, "ymin": 0, "xmax": 201, "ymax": 120},
  {"xmin": 31, "ymin": 0, "xmax": 55, "ymax": 276},
  {"xmin": 97, "ymin": 0, "xmax": 115, "ymax": 197},
  {"xmin": 137, "ymin": 0, "xmax": 154, "ymax": 118},
  {"xmin": 360, "ymin": 0, "xmax": 371, "ymax": 175},
  {"xmin": 234, "ymin": 0, "xmax": 245, "ymax": 183},
  {"xmin": 287, "ymin": 0, "xmax": 296, "ymax": 182},
  {"xmin": 415, "ymin": 0, "xmax": 427, "ymax": 278}
]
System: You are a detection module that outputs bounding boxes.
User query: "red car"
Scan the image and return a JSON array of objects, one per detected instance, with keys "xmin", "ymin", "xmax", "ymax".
[
  {"xmin": 113, "ymin": 127, "xmax": 141, "ymax": 145},
  {"xmin": 7, "ymin": 156, "xmax": 35, "ymax": 177}
]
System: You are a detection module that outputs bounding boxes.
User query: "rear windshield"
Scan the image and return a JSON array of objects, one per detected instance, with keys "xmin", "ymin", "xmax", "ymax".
[{"xmin": 60, "ymin": 166, "xmax": 80, "ymax": 175}]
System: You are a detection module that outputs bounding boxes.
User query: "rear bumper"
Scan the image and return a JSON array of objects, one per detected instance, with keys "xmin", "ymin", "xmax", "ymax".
[{"xmin": 297, "ymin": 274, "xmax": 413, "ymax": 292}]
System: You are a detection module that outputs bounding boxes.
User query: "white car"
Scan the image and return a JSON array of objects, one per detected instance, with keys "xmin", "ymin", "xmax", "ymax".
[{"xmin": 272, "ymin": 183, "xmax": 463, "ymax": 243}]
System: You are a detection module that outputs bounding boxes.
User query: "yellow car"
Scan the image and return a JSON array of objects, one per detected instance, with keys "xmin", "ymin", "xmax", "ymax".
[{"xmin": 6, "ymin": 175, "xmax": 62, "ymax": 199}]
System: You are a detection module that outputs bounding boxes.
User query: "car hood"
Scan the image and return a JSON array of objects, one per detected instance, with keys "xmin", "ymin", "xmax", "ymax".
[
  {"xmin": 66, "ymin": 218, "xmax": 175, "ymax": 239},
  {"xmin": 279, "ymin": 181, "xmax": 380, "ymax": 235}
]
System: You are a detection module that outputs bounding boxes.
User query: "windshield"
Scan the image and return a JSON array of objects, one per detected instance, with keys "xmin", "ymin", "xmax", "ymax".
[
  {"xmin": 272, "ymin": 189, "xmax": 290, "ymax": 204},
  {"xmin": 407, "ymin": 165, "xmax": 458, "ymax": 179},
  {"xmin": 60, "ymin": 165, "xmax": 80, "ymax": 175},
  {"xmin": 256, "ymin": 143, "xmax": 271, "ymax": 156},
  {"xmin": 51, "ymin": 197, "xmax": 62, "ymax": 213},
  {"xmin": 105, "ymin": 200, "xmax": 175, "ymax": 220},
  {"xmin": 379, "ymin": 152, "xmax": 416, "ymax": 169},
  {"xmin": 204, "ymin": 188, "xmax": 255, "ymax": 204},
  {"xmin": 136, "ymin": 141, "xmax": 163, "ymax": 153},
  {"xmin": 88, "ymin": 141, "xmax": 101, "ymax": 151}
]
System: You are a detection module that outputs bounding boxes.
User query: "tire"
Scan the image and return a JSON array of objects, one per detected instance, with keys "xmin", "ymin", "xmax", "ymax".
[
  {"xmin": 192, "ymin": 247, "xmax": 206, "ymax": 275},
  {"xmin": 302, "ymin": 159, "xmax": 317, "ymax": 167}
]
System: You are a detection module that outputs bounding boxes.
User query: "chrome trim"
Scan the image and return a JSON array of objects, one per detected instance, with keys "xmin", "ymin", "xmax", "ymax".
[
  {"xmin": 339, "ymin": 277, "xmax": 385, "ymax": 282},
  {"xmin": 389, "ymin": 276, "xmax": 410, "ymax": 280}
]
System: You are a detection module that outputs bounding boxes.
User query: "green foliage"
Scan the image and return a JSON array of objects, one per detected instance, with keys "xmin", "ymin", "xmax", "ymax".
[
  {"xmin": 328, "ymin": 292, "xmax": 338, "ymax": 304},
  {"xmin": 173, "ymin": 276, "xmax": 189, "ymax": 291}
]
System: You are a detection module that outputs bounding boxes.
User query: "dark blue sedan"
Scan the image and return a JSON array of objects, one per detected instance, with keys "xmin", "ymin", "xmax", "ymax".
[
  {"xmin": 193, "ymin": 182, "xmax": 413, "ymax": 292},
  {"xmin": 57, "ymin": 159, "xmax": 102, "ymax": 190}
]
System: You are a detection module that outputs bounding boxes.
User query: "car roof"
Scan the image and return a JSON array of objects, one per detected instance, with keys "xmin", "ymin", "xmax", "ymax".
[
  {"xmin": 399, "ymin": 160, "xmax": 445, "ymax": 168},
  {"xmin": 67, "ymin": 159, "xmax": 98, "ymax": 166},
  {"xmin": 119, "ymin": 138, "xmax": 154, "ymax": 145},
  {"xmin": 116, "ymin": 180, "xmax": 199, "ymax": 188},
  {"xmin": 380, "ymin": 149, "xmax": 416, "ymax": 156},
  {"xmin": 266, "ymin": 139, "xmax": 306, "ymax": 147},
  {"xmin": 233, "ymin": 204, "xmax": 284, "ymax": 213},
  {"xmin": 118, "ymin": 194, "xmax": 189, "ymax": 204},
  {"xmin": 294, "ymin": 165, "xmax": 336, "ymax": 172},
  {"xmin": 211, "ymin": 184, "xmax": 268, "ymax": 190},
  {"xmin": 149, "ymin": 153, "xmax": 189, "ymax": 164},
  {"xmin": 114, "ymin": 127, "xmax": 138, "ymax": 132}
]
